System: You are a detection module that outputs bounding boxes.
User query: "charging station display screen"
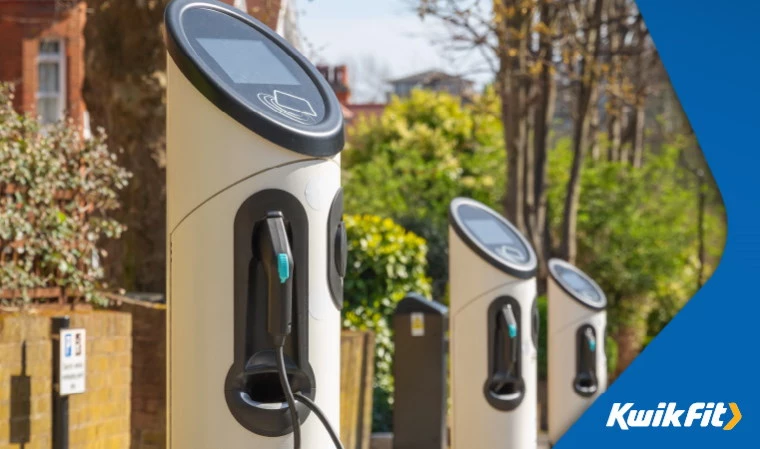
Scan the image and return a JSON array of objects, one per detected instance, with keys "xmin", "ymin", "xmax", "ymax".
[
  {"xmin": 561, "ymin": 271, "xmax": 587, "ymax": 290},
  {"xmin": 555, "ymin": 265, "xmax": 603, "ymax": 304},
  {"xmin": 456, "ymin": 202, "xmax": 533, "ymax": 267},
  {"xmin": 465, "ymin": 219, "xmax": 516, "ymax": 245},
  {"xmin": 196, "ymin": 38, "xmax": 300, "ymax": 85},
  {"xmin": 178, "ymin": 7, "xmax": 328, "ymax": 128}
]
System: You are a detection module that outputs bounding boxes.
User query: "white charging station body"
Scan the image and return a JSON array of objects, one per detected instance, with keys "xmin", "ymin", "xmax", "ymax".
[
  {"xmin": 165, "ymin": 1, "xmax": 346, "ymax": 447},
  {"xmin": 547, "ymin": 258, "xmax": 607, "ymax": 445},
  {"xmin": 449, "ymin": 198, "xmax": 539, "ymax": 449}
]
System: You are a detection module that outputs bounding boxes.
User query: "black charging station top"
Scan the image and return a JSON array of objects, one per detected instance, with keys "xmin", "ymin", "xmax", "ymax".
[
  {"xmin": 548, "ymin": 258, "xmax": 607, "ymax": 310},
  {"xmin": 449, "ymin": 197, "xmax": 537, "ymax": 279},
  {"xmin": 165, "ymin": 0, "xmax": 344, "ymax": 157}
]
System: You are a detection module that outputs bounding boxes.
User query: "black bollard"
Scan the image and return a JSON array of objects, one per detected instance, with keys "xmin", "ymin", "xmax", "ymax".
[{"xmin": 393, "ymin": 293, "xmax": 448, "ymax": 449}]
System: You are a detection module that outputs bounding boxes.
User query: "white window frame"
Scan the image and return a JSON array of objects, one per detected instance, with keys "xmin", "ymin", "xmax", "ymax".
[{"xmin": 36, "ymin": 38, "xmax": 66, "ymax": 124}]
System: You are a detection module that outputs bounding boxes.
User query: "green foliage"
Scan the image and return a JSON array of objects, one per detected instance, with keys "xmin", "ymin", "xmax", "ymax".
[
  {"xmin": 0, "ymin": 84, "xmax": 130, "ymax": 306},
  {"xmin": 537, "ymin": 295, "xmax": 548, "ymax": 380},
  {"xmin": 605, "ymin": 335, "xmax": 619, "ymax": 376},
  {"xmin": 344, "ymin": 89, "xmax": 505, "ymax": 299},
  {"xmin": 547, "ymin": 137, "xmax": 724, "ymax": 336},
  {"xmin": 342, "ymin": 214, "xmax": 432, "ymax": 431}
]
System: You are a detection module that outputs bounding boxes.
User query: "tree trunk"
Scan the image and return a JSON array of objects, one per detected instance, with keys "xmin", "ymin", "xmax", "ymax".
[
  {"xmin": 606, "ymin": 0, "xmax": 623, "ymax": 162},
  {"xmin": 523, "ymin": 85, "xmax": 535, "ymax": 242},
  {"xmin": 560, "ymin": 101, "xmax": 587, "ymax": 263},
  {"xmin": 560, "ymin": 0, "xmax": 605, "ymax": 264},
  {"xmin": 83, "ymin": 0, "xmax": 168, "ymax": 292},
  {"xmin": 589, "ymin": 98, "xmax": 602, "ymax": 160},
  {"xmin": 614, "ymin": 322, "xmax": 646, "ymax": 377},
  {"xmin": 530, "ymin": 2, "xmax": 557, "ymax": 280},
  {"xmin": 607, "ymin": 102, "xmax": 622, "ymax": 162},
  {"xmin": 628, "ymin": 14, "xmax": 650, "ymax": 168},
  {"xmin": 501, "ymin": 73, "xmax": 526, "ymax": 232},
  {"xmin": 631, "ymin": 99, "xmax": 646, "ymax": 168},
  {"xmin": 497, "ymin": 0, "xmax": 532, "ymax": 234},
  {"xmin": 613, "ymin": 296, "xmax": 654, "ymax": 376}
]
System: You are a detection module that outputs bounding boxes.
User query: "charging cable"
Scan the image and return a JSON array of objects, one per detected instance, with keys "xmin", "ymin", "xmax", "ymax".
[
  {"xmin": 276, "ymin": 345, "xmax": 302, "ymax": 449},
  {"xmin": 276, "ymin": 344, "xmax": 345, "ymax": 449},
  {"xmin": 294, "ymin": 392, "xmax": 345, "ymax": 449}
]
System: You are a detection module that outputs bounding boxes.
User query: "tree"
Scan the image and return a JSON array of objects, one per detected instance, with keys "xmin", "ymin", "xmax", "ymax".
[
  {"xmin": 547, "ymin": 139, "xmax": 724, "ymax": 374},
  {"xmin": 410, "ymin": 0, "xmax": 725, "ymax": 373},
  {"xmin": 558, "ymin": 0, "xmax": 605, "ymax": 264},
  {"xmin": 416, "ymin": 0, "xmax": 666, "ymax": 269},
  {"xmin": 344, "ymin": 89, "xmax": 505, "ymax": 298},
  {"xmin": 83, "ymin": 0, "xmax": 168, "ymax": 292},
  {"xmin": 82, "ymin": 0, "xmax": 314, "ymax": 293}
]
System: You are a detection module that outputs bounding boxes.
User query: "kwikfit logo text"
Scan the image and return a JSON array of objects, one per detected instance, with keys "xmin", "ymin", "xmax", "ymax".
[{"xmin": 606, "ymin": 402, "xmax": 742, "ymax": 430}]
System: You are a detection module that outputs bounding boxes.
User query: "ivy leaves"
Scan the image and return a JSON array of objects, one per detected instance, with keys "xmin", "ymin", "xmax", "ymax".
[{"xmin": 0, "ymin": 84, "xmax": 131, "ymax": 305}]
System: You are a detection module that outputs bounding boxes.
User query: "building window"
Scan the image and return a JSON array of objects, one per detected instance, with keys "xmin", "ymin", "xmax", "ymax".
[{"xmin": 37, "ymin": 39, "xmax": 66, "ymax": 124}]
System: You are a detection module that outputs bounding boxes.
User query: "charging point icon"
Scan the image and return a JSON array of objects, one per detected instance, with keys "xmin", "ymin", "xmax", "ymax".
[{"xmin": 258, "ymin": 90, "xmax": 318, "ymax": 125}]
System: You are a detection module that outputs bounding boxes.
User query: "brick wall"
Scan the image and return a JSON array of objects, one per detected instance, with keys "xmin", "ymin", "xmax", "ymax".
[
  {"xmin": 0, "ymin": 314, "xmax": 52, "ymax": 449},
  {"xmin": 0, "ymin": 1, "xmax": 87, "ymax": 129},
  {"xmin": 113, "ymin": 297, "xmax": 166, "ymax": 449},
  {"xmin": 0, "ymin": 311, "xmax": 131, "ymax": 449},
  {"xmin": 68, "ymin": 313, "xmax": 132, "ymax": 449}
]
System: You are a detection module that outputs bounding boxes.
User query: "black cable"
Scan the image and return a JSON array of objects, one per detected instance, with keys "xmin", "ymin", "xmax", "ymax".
[
  {"xmin": 276, "ymin": 345, "xmax": 301, "ymax": 449},
  {"xmin": 294, "ymin": 392, "xmax": 345, "ymax": 449}
]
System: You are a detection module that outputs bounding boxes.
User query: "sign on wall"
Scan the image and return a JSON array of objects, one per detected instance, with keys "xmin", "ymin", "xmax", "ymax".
[{"xmin": 59, "ymin": 328, "xmax": 86, "ymax": 395}]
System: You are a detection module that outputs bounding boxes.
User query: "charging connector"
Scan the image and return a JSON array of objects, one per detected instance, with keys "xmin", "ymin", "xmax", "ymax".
[{"xmin": 263, "ymin": 210, "xmax": 344, "ymax": 449}]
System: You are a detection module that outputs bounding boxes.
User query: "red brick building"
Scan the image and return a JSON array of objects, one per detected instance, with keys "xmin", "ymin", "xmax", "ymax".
[
  {"xmin": 0, "ymin": 0, "xmax": 293, "ymax": 134},
  {"xmin": 318, "ymin": 64, "xmax": 387, "ymax": 126},
  {"xmin": 0, "ymin": 1, "xmax": 88, "ymax": 130}
]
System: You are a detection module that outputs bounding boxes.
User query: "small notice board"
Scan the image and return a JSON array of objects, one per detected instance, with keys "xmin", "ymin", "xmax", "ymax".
[
  {"xmin": 410, "ymin": 312, "xmax": 425, "ymax": 337},
  {"xmin": 59, "ymin": 328, "xmax": 86, "ymax": 396}
]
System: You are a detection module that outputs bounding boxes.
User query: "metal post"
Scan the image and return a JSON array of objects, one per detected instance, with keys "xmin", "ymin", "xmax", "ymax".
[
  {"xmin": 52, "ymin": 316, "xmax": 70, "ymax": 449},
  {"xmin": 392, "ymin": 293, "xmax": 449, "ymax": 449}
]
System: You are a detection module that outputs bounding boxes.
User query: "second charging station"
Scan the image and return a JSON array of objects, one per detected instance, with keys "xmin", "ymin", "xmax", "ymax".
[{"xmin": 449, "ymin": 198, "xmax": 539, "ymax": 449}]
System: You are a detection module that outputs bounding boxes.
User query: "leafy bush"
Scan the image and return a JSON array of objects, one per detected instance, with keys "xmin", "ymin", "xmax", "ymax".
[
  {"xmin": 344, "ymin": 89, "xmax": 504, "ymax": 299},
  {"xmin": 548, "ymin": 139, "xmax": 704, "ymax": 319},
  {"xmin": 547, "ymin": 137, "xmax": 724, "ymax": 371},
  {"xmin": 537, "ymin": 295, "xmax": 548, "ymax": 380},
  {"xmin": 342, "ymin": 214, "xmax": 432, "ymax": 431},
  {"xmin": 0, "ymin": 84, "xmax": 130, "ymax": 306},
  {"xmin": 605, "ymin": 335, "xmax": 619, "ymax": 376}
]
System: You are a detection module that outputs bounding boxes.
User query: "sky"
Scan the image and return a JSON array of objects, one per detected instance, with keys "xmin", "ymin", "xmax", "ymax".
[{"xmin": 297, "ymin": 0, "xmax": 492, "ymax": 103}]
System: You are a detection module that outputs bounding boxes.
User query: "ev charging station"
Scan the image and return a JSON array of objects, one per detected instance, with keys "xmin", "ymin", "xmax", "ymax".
[
  {"xmin": 448, "ymin": 198, "xmax": 539, "ymax": 449},
  {"xmin": 165, "ymin": 1, "xmax": 346, "ymax": 448},
  {"xmin": 547, "ymin": 258, "xmax": 607, "ymax": 445}
]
